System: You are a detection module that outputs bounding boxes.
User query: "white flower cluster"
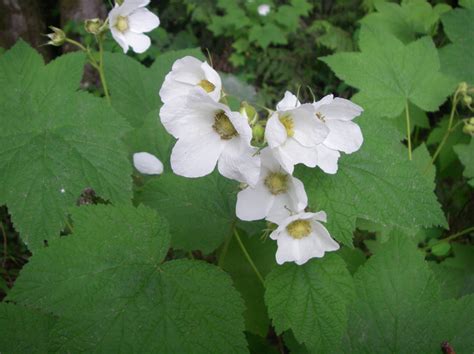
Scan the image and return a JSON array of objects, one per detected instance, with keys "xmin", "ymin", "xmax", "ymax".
[{"xmin": 159, "ymin": 57, "xmax": 363, "ymax": 265}]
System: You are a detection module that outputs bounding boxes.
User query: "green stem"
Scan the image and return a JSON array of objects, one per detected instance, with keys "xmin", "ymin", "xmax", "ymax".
[
  {"xmin": 234, "ymin": 228, "xmax": 265, "ymax": 287},
  {"xmin": 405, "ymin": 101, "xmax": 412, "ymax": 160},
  {"xmin": 424, "ymin": 226, "xmax": 474, "ymax": 251},
  {"xmin": 97, "ymin": 37, "xmax": 111, "ymax": 105},
  {"xmin": 430, "ymin": 91, "xmax": 460, "ymax": 165}
]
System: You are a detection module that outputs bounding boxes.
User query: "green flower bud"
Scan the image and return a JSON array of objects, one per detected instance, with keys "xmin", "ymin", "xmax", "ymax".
[
  {"xmin": 463, "ymin": 117, "xmax": 474, "ymax": 135},
  {"xmin": 46, "ymin": 26, "xmax": 66, "ymax": 46},
  {"xmin": 85, "ymin": 18, "xmax": 103, "ymax": 35},
  {"xmin": 240, "ymin": 101, "xmax": 257, "ymax": 124},
  {"xmin": 463, "ymin": 95, "xmax": 472, "ymax": 106},
  {"xmin": 115, "ymin": 0, "xmax": 124, "ymax": 5},
  {"xmin": 458, "ymin": 82, "xmax": 468, "ymax": 95},
  {"xmin": 252, "ymin": 123, "xmax": 265, "ymax": 143}
]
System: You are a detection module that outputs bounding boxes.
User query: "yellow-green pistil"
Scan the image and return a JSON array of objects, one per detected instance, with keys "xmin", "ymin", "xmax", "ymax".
[
  {"xmin": 286, "ymin": 219, "xmax": 312, "ymax": 239},
  {"xmin": 279, "ymin": 114, "xmax": 294, "ymax": 137},
  {"xmin": 264, "ymin": 172, "xmax": 289, "ymax": 195},
  {"xmin": 115, "ymin": 15, "xmax": 129, "ymax": 32},
  {"xmin": 213, "ymin": 111, "xmax": 238, "ymax": 140},
  {"xmin": 198, "ymin": 79, "xmax": 216, "ymax": 93}
]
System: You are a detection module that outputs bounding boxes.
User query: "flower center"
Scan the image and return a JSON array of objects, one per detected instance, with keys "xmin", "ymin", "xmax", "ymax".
[
  {"xmin": 279, "ymin": 114, "xmax": 294, "ymax": 137},
  {"xmin": 286, "ymin": 219, "xmax": 312, "ymax": 239},
  {"xmin": 115, "ymin": 15, "xmax": 129, "ymax": 33},
  {"xmin": 264, "ymin": 172, "xmax": 289, "ymax": 195},
  {"xmin": 213, "ymin": 111, "xmax": 238, "ymax": 140},
  {"xmin": 198, "ymin": 79, "xmax": 216, "ymax": 93}
]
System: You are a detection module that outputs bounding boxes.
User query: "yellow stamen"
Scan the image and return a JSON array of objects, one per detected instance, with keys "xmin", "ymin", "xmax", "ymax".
[
  {"xmin": 286, "ymin": 219, "xmax": 312, "ymax": 239},
  {"xmin": 264, "ymin": 172, "xmax": 288, "ymax": 195},
  {"xmin": 198, "ymin": 79, "xmax": 216, "ymax": 93},
  {"xmin": 115, "ymin": 15, "xmax": 129, "ymax": 32},
  {"xmin": 213, "ymin": 111, "xmax": 238, "ymax": 140},
  {"xmin": 279, "ymin": 114, "xmax": 294, "ymax": 137}
]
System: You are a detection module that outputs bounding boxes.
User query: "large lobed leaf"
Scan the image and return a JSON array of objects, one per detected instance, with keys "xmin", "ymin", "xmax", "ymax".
[
  {"xmin": 296, "ymin": 114, "xmax": 447, "ymax": 246},
  {"xmin": 454, "ymin": 138, "xmax": 474, "ymax": 187},
  {"xmin": 5, "ymin": 204, "xmax": 248, "ymax": 353},
  {"xmin": 0, "ymin": 41, "xmax": 132, "ymax": 251},
  {"xmin": 321, "ymin": 25, "xmax": 455, "ymax": 118}
]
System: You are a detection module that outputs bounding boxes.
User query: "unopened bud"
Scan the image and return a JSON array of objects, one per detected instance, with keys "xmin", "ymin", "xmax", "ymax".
[
  {"xmin": 85, "ymin": 18, "xmax": 103, "ymax": 35},
  {"xmin": 115, "ymin": 0, "xmax": 124, "ymax": 5},
  {"xmin": 46, "ymin": 26, "xmax": 66, "ymax": 46},
  {"xmin": 463, "ymin": 95, "xmax": 472, "ymax": 106},
  {"xmin": 252, "ymin": 123, "xmax": 265, "ymax": 143},
  {"xmin": 463, "ymin": 118, "xmax": 474, "ymax": 135},
  {"xmin": 458, "ymin": 82, "xmax": 468, "ymax": 95},
  {"xmin": 240, "ymin": 101, "xmax": 258, "ymax": 124}
]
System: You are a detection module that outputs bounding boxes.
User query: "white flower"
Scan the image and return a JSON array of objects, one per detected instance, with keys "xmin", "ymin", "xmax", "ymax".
[
  {"xmin": 160, "ymin": 90, "xmax": 260, "ymax": 185},
  {"xmin": 312, "ymin": 95, "xmax": 363, "ymax": 174},
  {"xmin": 236, "ymin": 147, "xmax": 307, "ymax": 223},
  {"xmin": 257, "ymin": 4, "xmax": 271, "ymax": 16},
  {"xmin": 108, "ymin": 0, "xmax": 160, "ymax": 54},
  {"xmin": 270, "ymin": 211, "xmax": 339, "ymax": 265},
  {"xmin": 133, "ymin": 152, "xmax": 163, "ymax": 175},
  {"xmin": 265, "ymin": 91, "xmax": 329, "ymax": 174},
  {"xmin": 159, "ymin": 56, "xmax": 222, "ymax": 104}
]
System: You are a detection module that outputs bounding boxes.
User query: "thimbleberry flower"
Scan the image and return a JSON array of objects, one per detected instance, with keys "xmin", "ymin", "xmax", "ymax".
[{"xmin": 108, "ymin": 0, "xmax": 160, "ymax": 54}]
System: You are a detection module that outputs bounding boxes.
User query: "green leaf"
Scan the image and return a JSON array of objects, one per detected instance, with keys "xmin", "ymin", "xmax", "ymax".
[
  {"xmin": 220, "ymin": 232, "xmax": 277, "ymax": 336},
  {"xmin": 0, "ymin": 40, "xmax": 132, "ymax": 251},
  {"xmin": 454, "ymin": 138, "xmax": 474, "ymax": 187},
  {"xmin": 264, "ymin": 255, "xmax": 354, "ymax": 352},
  {"xmin": 0, "ymin": 303, "xmax": 56, "ymax": 354},
  {"xmin": 342, "ymin": 233, "xmax": 474, "ymax": 353},
  {"xmin": 7, "ymin": 204, "xmax": 248, "ymax": 353},
  {"xmin": 297, "ymin": 114, "xmax": 447, "ymax": 247},
  {"xmin": 249, "ymin": 24, "xmax": 287, "ymax": 48},
  {"xmin": 104, "ymin": 48, "xmax": 205, "ymax": 127},
  {"xmin": 439, "ymin": 8, "xmax": 474, "ymax": 84},
  {"xmin": 136, "ymin": 171, "xmax": 238, "ymax": 253},
  {"xmin": 321, "ymin": 25, "xmax": 455, "ymax": 118},
  {"xmin": 361, "ymin": 0, "xmax": 449, "ymax": 43}
]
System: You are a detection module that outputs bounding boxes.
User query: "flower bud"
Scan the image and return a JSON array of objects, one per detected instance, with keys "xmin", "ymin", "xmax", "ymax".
[
  {"xmin": 458, "ymin": 82, "xmax": 468, "ymax": 95},
  {"xmin": 115, "ymin": 0, "xmax": 124, "ymax": 5},
  {"xmin": 252, "ymin": 123, "xmax": 265, "ymax": 143},
  {"xmin": 84, "ymin": 18, "xmax": 103, "ymax": 35},
  {"xmin": 46, "ymin": 26, "xmax": 66, "ymax": 46},
  {"xmin": 463, "ymin": 118, "xmax": 474, "ymax": 135},
  {"xmin": 463, "ymin": 95, "xmax": 472, "ymax": 106},
  {"xmin": 240, "ymin": 101, "xmax": 258, "ymax": 124}
]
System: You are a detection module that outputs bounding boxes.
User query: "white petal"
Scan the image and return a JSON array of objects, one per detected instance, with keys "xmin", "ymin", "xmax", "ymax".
[
  {"xmin": 276, "ymin": 91, "xmax": 300, "ymax": 111},
  {"xmin": 287, "ymin": 176, "xmax": 308, "ymax": 212},
  {"xmin": 324, "ymin": 120, "xmax": 363, "ymax": 154},
  {"xmin": 274, "ymin": 139, "xmax": 318, "ymax": 174},
  {"xmin": 120, "ymin": 0, "xmax": 150, "ymax": 16},
  {"xmin": 201, "ymin": 61, "xmax": 222, "ymax": 102},
  {"xmin": 226, "ymin": 111, "xmax": 253, "ymax": 144},
  {"xmin": 260, "ymin": 147, "xmax": 282, "ymax": 171},
  {"xmin": 133, "ymin": 152, "xmax": 163, "ymax": 175},
  {"xmin": 236, "ymin": 182, "xmax": 274, "ymax": 221},
  {"xmin": 218, "ymin": 139, "xmax": 261, "ymax": 186},
  {"xmin": 317, "ymin": 98, "xmax": 363, "ymax": 121},
  {"xmin": 170, "ymin": 132, "xmax": 225, "ymax": 178},
  {"xmin": 265, "ymin": 113, "xmax": 287, "ymax": 148},
  {"xmin": 160, "ymin": 90, "xmax": 221, "ymax": 139},
  {"xmin": 123, "ymin": 31, "xmax": 151, "ymax": 53},
  {"xmin": 291, "ymin": 105, "xmax": 329, "ymax": 147},
  {"xmin": 312, "ymin": 94, "xmax": 334, "ymax": 110},
  {"xmin": 312, "ymin": 211, "xmax": 327, "ymax": 223},
  {"xmin": 266, "ymin": 193, "xmax": 293, "ymax": 224},
  {"xmin": 312, "ymin": 221, "xmax": 340, "ymax": 252},
  {"xmin": 128, "ymin": 8, "xmax": 160, "ymax": 33},
  {"xmin": 170, "ymin": 56, "xmax": 205, "ymax": 83},
  {"xmin": 274, "ymin": 234, "xmax": 300, "ymax": 265},
  {"xmin": 315, "ymin": 144, "xmax": 340, "ymax": 174},
  {"xmin": 110, "ymin": 28, "xmax": 129, "ymax": 53}
]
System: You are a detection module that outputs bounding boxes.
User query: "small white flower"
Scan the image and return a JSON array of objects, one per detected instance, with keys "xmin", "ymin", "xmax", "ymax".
[
  {"xmin": 265, "ymin": 91, "xmax": 329, "ymax": 174},
  {"xmin": 312, "ymin": 95, "xmax": 363, "ymax": 174},
  {"xmin": 159, "ymin": 56, "xmax": 222, "ymax": 104},
  {"xmin": 133, "ymin": 152, "xmax": 163, "ymax": 175},
  {"xmin": 236, "ymin": 147, "xmax": 307, "ymax": 223},
  {"xmin": 257, "ymin": 4, "xmax": 271, "ymax": 16},
  {"xmin": 108, "ymin": 0, "xmax": 160, "ymax": 54},
  {"xmin": 270, "ymin": 211, "xmax": 339, "ymax": 265},
  {"xmin": 60, "ymin": 188, "xmax": 66, "ymax": 193},
  {"xmin": 160, "ymin": 90, "xmax": 260, "ymax": 185}
]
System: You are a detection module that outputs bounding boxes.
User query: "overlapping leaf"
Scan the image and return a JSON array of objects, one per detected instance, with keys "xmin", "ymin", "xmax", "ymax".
[
  {"xmin": 264, "ymin": 255, "xmax": 354, "ymax": 352},
  {"xmin": 341, "ymin": 233, "xmax": 474, "ymax": 353},
  {"xmin": 7, "ymin": 204, "xmax": 248, "ymax": 353},
  {"xmin": 321, "ymin": 25, "xmax": 455, "ymax": 118},
  {"xmin": 454, "ymin": 138, "xmax": 474, "ymax": 186},
  {"xmin": 297, "ymin": 114, "xmax": 447, "ymax": 246},
  {"xmin": 0, "ymin": 41, "xmax": 132, "ymax": 251}
]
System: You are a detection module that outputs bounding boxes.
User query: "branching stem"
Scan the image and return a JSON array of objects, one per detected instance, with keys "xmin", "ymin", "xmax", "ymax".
[{"xmin": 424, "ymin": 226, "xmax": 474, "ymax": 251}]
